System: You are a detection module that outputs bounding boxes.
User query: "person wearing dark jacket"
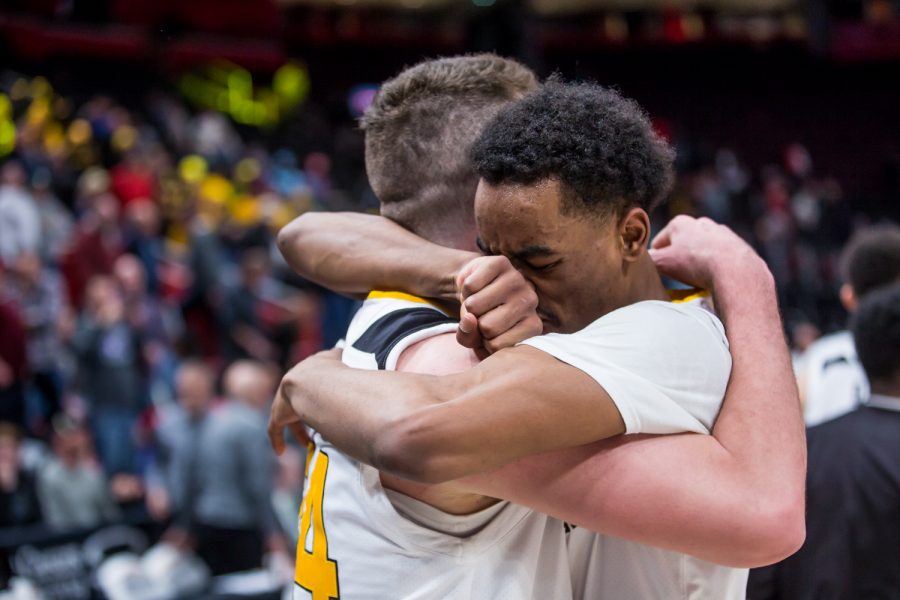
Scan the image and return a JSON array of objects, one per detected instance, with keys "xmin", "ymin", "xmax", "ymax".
[{"xmin": 749, "ymin": 282, "xmax": 900, "ymax": 599}]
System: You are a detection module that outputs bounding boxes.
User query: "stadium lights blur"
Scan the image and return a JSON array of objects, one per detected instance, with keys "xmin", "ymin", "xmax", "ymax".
[
  {"xmin": 348, "ymin": 84, "xmax": 379, "ymax": 117},
  {"xmin": 0, "ymin": 120, "xmax": 15, "ymax": 157},
  {"xmin": 179, "ymin": 61, "xmax": 309, "ymax": 128}
]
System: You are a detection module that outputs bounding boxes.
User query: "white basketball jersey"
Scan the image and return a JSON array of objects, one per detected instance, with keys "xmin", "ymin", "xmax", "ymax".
[
  {"xmin": 293, "ymin": 292, "xmax": 572, "ymax": 600},
  {"xmin": 521, "ymin": 292, "xmax": 749, "ymax": 600},
  {"xmin": 798, "ymin": 330, "xmax": 868, "ymax": 427},
  {"xmin": 567, "ymin": 527, "xmax": 749, "ymax": 600}
]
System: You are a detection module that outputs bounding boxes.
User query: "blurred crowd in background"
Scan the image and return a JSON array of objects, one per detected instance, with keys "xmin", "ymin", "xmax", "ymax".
[{"xmin": 0, "ymin": 75, "xmax": 372, "ymax": 595}]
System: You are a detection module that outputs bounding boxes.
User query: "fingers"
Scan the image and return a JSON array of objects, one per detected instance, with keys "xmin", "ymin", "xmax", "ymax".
[
  {"xmin": 476, "ymin": 300, "xmax": 538, "ymax": 340},
  {"xmin": 649, "ymin": 247, "xmax": 698, "ymax": 287},
  {"xmin": 648, "ymin": 245, "xmax": 675, "ymax": 272},
  {"xmin": 454, "ymin": 254, "xmax": 538, "ymax": 354},
  {"xmin": 456, "ymin": 309, "xmax": 483, "ymax": 350},
  {"xmin": 651, "ymin": 213, "xmax": 702, "ymax": 248},
  {"xmin": 268, "ymin": 414, "xmax": 311, "ymax": 456},
  {"xmin": 268, "ymin": 417, "xmax": 285, "ymax": 456},
  {"xmin": 482, "ymin": 314, "xmax": 544, "ymax": 354},
  {"xmin": 650, "ymin": 223, "xmax": 674, "ymax": 250},
  {"xmin": 455, "ymin": 260, "xmax": 481, "ymax": 301},
  {"xmin": 288, "ymin": 422, "xmax": 311, "ymax": 447},
  {"xmin": 464, "ymin": 269, "xmax": 537, "ymax": 318},
  {"xmin": 457, "ymin": 256, "xmax": 511, "ymax": 300},
  {"xmin": 457, "ymin": 309, "xmax": 542, "ymax": 354},
  {"xmin": 269, "ymin": 384, "xmax": 290, "ymax": 456}
]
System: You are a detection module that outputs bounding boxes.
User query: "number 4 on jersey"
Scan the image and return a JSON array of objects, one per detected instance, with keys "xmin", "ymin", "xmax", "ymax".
[{"xmin": 295, "ymin": 450, "xmax": 340, "ymax": 599}]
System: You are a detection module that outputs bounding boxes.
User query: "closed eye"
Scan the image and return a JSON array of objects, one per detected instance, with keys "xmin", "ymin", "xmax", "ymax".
[
  {"xmin": 527, "ymin": 260, "xmax": 561, "ymax": 272},
  {"xmin": 475, "ymin": 238, "xmax": 492, "ymax": 255}
]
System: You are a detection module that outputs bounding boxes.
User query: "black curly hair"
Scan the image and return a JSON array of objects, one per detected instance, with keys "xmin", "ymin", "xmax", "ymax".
[
  {"xmin": 851, "ymin": 282, "xmax": 900, "ymax": 385},
  {"xmin": 470, "ymin": 78, "xmax": 675, "ymax": 218},
  {"xmin": 839, "ymin": 223, "xmax": 900, "ymax": 297}
]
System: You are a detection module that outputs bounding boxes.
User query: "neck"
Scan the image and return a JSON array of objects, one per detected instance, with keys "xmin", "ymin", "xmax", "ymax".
[{"xmin": 622, "ymin": 253, "xmax": 669, "ymax": 306}]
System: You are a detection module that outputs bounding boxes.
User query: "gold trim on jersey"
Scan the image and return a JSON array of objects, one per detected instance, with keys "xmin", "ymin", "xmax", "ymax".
[
  {"xmin": 369, "ymin": 288, "xmax": 707, "ymax": 309},
  {"xmin": 367, "ymin": 290, "xmax": 433, "ymax": 305},
  {"xmin": 667, "ymin": 288, "xmax": 709, "ymax": 304}
]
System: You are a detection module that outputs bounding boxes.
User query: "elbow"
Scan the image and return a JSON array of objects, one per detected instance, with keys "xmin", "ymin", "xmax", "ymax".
[
  {"xmin": 371, "ymin": 414, "xmax": 461, "ymax": 485},
  {"xmin": 729, "ymin": 493, "xmax": 806, "ymax": 568},
  {"xmin": 757, "ymin": 495, "xmax": 806, "ymax": 565},
  {"xmin": 276, "ymin": 214, "xmax": 311, "ymax": 261}
]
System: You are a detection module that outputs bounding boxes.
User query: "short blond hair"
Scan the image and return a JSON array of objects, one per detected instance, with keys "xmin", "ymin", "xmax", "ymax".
[{"xmin": 361, "ymin": 54, "xmax": 538, "ymax": 248}]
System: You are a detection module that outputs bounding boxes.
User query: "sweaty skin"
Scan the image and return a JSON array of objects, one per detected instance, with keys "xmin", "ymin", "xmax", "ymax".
[{"xmin": 271, "ymin": 215, "xmax": 806, "ymax": 567}]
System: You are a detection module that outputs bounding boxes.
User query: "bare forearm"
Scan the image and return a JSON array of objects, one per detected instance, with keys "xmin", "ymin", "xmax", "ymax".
[
  {"xmin": 464, "ymin": 435, "xmax": 788, "ymax": 567},
  {"xmin": 281, "ymin": 357, "xmax": 449, "ymax": 472},
  {"xmin": 711, "ymin": 260, "xmax": 806, "ymax": 514},
  {"xmin": 284, "ymin": 348, "xmax": 622, "ymax": 484},
  {"xmin": 277, "ymin": 212, "xmax": 473, "ymax": 302}
]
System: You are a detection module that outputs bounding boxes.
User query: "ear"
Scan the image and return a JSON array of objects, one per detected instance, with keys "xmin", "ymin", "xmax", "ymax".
[
  {"xmin": 618, "ymin": 208, "xmax": 651, "ymax": 262},
  {"xmin": 839, "ymin": 283, "xmax": 857, "ymax": 313}
]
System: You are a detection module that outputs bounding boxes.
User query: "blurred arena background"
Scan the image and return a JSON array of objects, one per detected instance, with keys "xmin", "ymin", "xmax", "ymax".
[{"xmin": 0, "ymin": 0, "xmax": 897, "ymax": 598}]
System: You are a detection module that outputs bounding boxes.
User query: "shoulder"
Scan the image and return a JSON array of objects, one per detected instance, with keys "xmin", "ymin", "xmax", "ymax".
[
  {"xmin": 520, "ymin": 300, "xmax": 732, "ymax": 434},
  {"xmin": 609, "ymin": 299, "xmax": 727, "ymax": 345},
  {"xmin": 344, "ymin": 296, "xmax": 457, "ymax": 370},
  {"xmin": 396, "ymin": 333, "xmax": 480, "ymax": 375},
  {"xmin": 526, "ymin": 299, "xmax": 729, "ymax": 362}
]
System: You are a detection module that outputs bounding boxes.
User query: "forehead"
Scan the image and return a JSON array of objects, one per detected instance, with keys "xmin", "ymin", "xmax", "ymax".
[{"xmin": 475, "ymin": 179, "xmax": 566, "ymax": 245}]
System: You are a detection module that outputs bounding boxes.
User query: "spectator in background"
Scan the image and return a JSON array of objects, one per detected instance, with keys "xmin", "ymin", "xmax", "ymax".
[
  {"xmin": 191, "ymin": 360, "xmax": 286, "ymax": 575},
  {"xmin": 146, "ymin": 360, "xmax": 214, "ymax": 524},
  {"xmin": 797, "ymin": 224, "xmax": 900, "ymax": 426},
  {"xmin": 183, "ymin": 178, "xmax": 228, "ymax": 358},
  {"xmin": 4, "ymin": 253, "xmax": 67, "ymax": 432},
  {"xmin": 110, "ymin": 149, "xmax": 156, "ymax": 208},
  {"xmin": 220, "ymin": 248, "xmax": 278, "ymax": 364},
  {"xmin": 0, "ymin": 266, "xmax": 28, "ymax": 428},
  {"xmin": 122, "ymin": 200, "xmax": 163, "ymax": 294},
  {"xmin": 189, "ymin": 112, "xmax": 242, "ymax": 168},
  {"xmin": 73, "ymin": 275, "xmax": 145, "ymax": 475},
  {"xmin": 755, "ymin": 171, "xmax": 795, "ymax": 293},
  {"xmin": 0, "ymin": 423, "xmax": 42, "ymax": 528},
  {"xmin": 0, "ymin": 160, "xmax": 41, "ymax": 263},
  {"xmin": 113, "ymin": 253, "xmax": 177, "ymax": 397},
  {"xmin": 37, "ymin": 416, "xmax": 120, "ymax": 530},
  {"xmin": 61, "ymin": 191, "xmax": 123, "ymax": 309},
  {"xmin": 749, "ymin": 282, "xmax": 900, "ymax": 599},
  {"xmin": 30, "ymin": 166, "xmax": 73, "ymax": 264}
]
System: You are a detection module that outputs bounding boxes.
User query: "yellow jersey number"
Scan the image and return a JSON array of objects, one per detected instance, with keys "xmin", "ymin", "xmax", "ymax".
[{"xmin": 295, "ymin": 449, "xmax": 340, "ymax": 599}]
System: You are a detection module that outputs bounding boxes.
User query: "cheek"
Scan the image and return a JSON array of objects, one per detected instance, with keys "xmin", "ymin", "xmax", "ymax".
[{"xmin": 530, "ymin": 269, "xmax": 576, "ymax": 307}]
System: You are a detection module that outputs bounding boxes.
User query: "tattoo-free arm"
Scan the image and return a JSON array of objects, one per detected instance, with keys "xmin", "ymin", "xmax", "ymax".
[
  {"xmin": 276, "ymin": 212, "xmax": 473, "ymax": 302},
  {"xmin": 280, "ymin": 345, "xmax": 625, "ymax": 484}
]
